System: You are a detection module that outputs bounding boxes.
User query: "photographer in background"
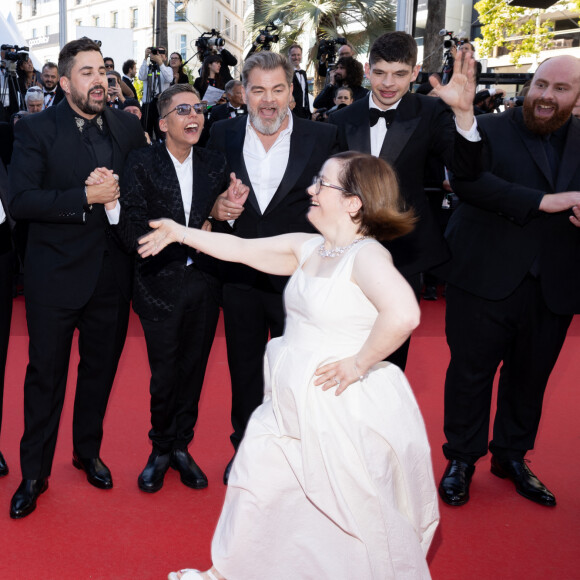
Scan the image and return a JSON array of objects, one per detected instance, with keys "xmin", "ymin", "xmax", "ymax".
[
  {"xmin": 106, "ymin": 70, "xmax": 126, "ymax": 109},
  {"xmin": 313, "ymin": 56, "xmax": 368, "ymax": 110},
  {"xmin": 138, "ymin": 46, "xmax": 172, "ymax": 140},
  {"xmin": 473, "ymin": 87, "xmax": 505, "ymax": 116},
  {"xmin": 245, "ymin": 23, "xmax": 279, "ymax": 58},
  {"xmin": 317, "ymin": 40, "xmax": 355, "ymax": 79}
]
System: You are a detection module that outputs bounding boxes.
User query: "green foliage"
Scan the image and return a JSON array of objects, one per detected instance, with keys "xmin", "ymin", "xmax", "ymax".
[
  {"xmin": 474, "ymin": 0, "xmax": 561, "ymax": 65},
  {"xmin": 248, "ymin": 0, "xmax": 395, "ymax": 66}
]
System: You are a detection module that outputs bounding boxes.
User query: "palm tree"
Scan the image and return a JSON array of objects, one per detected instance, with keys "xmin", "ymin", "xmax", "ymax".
[{"xmin": 248, "ymin": 0, "xmax": 396, "ymax": 90}]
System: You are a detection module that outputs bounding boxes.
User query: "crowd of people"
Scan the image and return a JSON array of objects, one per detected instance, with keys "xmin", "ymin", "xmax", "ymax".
[{"xmin": 0, "ymin": 29, "xmax": 580, "ymax": 580}]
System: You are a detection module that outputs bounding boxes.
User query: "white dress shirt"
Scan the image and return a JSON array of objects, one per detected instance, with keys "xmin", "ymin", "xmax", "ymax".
[
  {"xmin": 167, "ymin": 146, "xmax": 194, "ymax": 264},
  {"xmin": 138, "ymin": 61, "xmax": 173, "ymax": 102},
  {"xmin": 243, "ymin": 112, "xmax": 293, "ymax": 214},
  {"xmin": 368, "ymin": 92, "xmax": 480, "ymax": 158}
]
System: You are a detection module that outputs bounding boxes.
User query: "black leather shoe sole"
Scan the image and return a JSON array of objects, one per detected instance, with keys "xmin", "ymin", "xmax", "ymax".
[
  {"xmin": 10, "ymin": 480, "xmax": 49, "ymax": 519},
  {"xmin": 72, "ymin": 457, "xmax": 113, "ymax": 489}
]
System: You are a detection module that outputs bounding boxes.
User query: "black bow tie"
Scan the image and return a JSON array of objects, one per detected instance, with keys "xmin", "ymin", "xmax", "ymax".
[
  {"xmin": 44, "ymin": 91, "xmax": 55, "ymax": 96},
  {"xmin": 369, "ymin": 108, "xmax": 396, "ymax": 128}
]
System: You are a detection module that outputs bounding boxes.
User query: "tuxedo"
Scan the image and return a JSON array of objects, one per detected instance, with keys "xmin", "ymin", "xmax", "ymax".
[
  {"xmin": 329, "ymin": 92, "xmax": 480, "ymax": 369},
  {"xmin": 210, "ymin": 103, "xmax": 247, "ymax": 124},
  {"xmin": 8, "ymin": 99, "xmax": 146, "ymax": 478},
  {"xmin": 441, "ymin": 107, "xmax": 580, "ymax": 464},
  {"xmin": 292, "ymin": 69, "xmax": 311, "ymax": 119},
  {"xmin": 208, "ymin": 115, "xmax": 338, "ymax": 448},
  {"xmin": 0, "ymin": 161, "xmax": 14, "ymax": 447},
  {"xmin": 116, "ymin": 143, "xmax": 226, "ymax": 452},
  {"xmin": 42, "ymin": 85, "xmax": 65, "ymax": 109},
  {"xmin": 122, "ymin": 75, "xmax": 138, "ymax": 99}
]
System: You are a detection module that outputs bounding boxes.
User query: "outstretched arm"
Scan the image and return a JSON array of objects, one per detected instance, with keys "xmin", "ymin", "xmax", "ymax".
[
  {"xmin": 314, "ymin": 243, "xmax": 420, "ymax": 395},
  {"xmin": 138, "ymin": 218, "xmax": 316, "ymax": 276}
]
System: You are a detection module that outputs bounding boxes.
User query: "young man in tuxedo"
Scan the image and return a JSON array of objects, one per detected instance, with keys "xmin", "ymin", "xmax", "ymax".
[
  {"xmin": 112, "ymin": 84, "xmax": 246, "ymax": 492},
  {"xmin": 328, "ymin": 31, "xmax": 480, "ymax": 370},
  {"xmin": 8, "ymin": 37, "xmax": 147, "ymax": 519},
  {"xmin": 207, "ymin": 51, "xmax": 337, "ymax": 483},
  {"xmin": 288, "ymin": 44, "xmax": 311, "ymax": 120},
  {"xmin": 439, "ymin": 55, "xmax": 580, "ymax": 508}
]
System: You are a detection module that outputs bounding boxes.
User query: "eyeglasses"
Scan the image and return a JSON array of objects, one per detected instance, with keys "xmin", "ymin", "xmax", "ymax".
[
  {"xmin": 162, "ymin": 103, "xmax": 207, "ymax": 118},
  {"xmin": 311, "ymin": 175, "xmax": 351, "ymax": 195},
  {"xmin": 27, "ymin": 86, "xmax": 43, "ymax": 93},
  {"xmin": 105, "ymin": 63, "xmax": 114, "ymax": 69}
]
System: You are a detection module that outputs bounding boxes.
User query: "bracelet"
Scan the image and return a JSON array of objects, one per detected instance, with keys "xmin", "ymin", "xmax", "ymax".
[{"xmin": 353, "ymin": 358, "xmax": 365, "ymax": 382}]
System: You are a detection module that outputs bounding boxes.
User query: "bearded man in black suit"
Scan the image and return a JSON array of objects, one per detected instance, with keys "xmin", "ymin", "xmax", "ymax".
[
  {"xmin": 110, "ymin": 84, "xmax": 247, "ymax": 493},
  {"xmin": 438, "ymin": 55, "xmax": 580, "ymax": 508},
  {"xmin": 8, "ymin": 38, "xmax": 147, "ymax": 519},
  {"xmin": 207, "ymin": 51, "xmax": 337, "ymax": 483},
  {"xmin": 328, "ymin": 31, "xmax": 480, "ymax": 370}
]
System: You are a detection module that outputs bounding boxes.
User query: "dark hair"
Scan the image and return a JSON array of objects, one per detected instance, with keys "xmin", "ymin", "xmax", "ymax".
[
  {"xmin": 104, "ymin": 57, "xmax": 115, "ymax": 66},
  {"xmin": 332, "ymin": 151, "xmax": 415, "ymax": 241},
  {"xmin": 121, "ymin": 98, "xmax": 141, "ymax": 111},
  {"xmin": 42, "ymin": 62, "xmax": 58, "ymax": 73},
  {"xmin": 335, "ymin": 86, "xmax": 353, "ymax": 99},
  {"xmin": 369, "ymin": 31, "xmax": 418, "ymax": 68},
  {"xmin": 157, "ymin": 83, "xmax": 200, "ymax": 117},
  {"xmin": 201, "ymin": 54, "xmax": 225, "ymax": 90},
  {"xmin": 335, "ymin": 56, "xmax": 364, "ymax": 88},
  {"xmin": 122, "ymin": 59, "xmax": 136, "ymax": 75},
  {"xmin": 58, "ymin": 37, "xmax": 103, "ymax": 78},
  {"xmin": 242, "ymin": 52, "xmax": 294, "ymax": 89}
]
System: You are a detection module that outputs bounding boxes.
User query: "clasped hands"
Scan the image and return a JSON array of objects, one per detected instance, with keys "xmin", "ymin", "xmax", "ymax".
[
  {"xmin": 207, "ymin": 172, "xmax": 250, "ymax": 227},
  {"xmin": 85, "ymin": 167, "xmax": 120, "ymax": 210}
]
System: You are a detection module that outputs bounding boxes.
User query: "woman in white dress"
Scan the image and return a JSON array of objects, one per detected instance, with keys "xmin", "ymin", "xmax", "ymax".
[{"xmin": 138, "ymin": 152, "xmax": 440, "ymax": 580}]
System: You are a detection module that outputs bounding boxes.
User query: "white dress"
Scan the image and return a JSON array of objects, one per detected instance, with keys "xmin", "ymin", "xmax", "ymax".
[{"xmin": 211, "ymin": 237, "xmax": 439, "ymax": 579}]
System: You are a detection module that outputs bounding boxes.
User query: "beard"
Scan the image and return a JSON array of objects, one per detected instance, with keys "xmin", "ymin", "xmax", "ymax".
[
  {"xmin": 249, "ymin": 104, "xmax": 288, "ymax": 136},
  {"xmin": 522, "ymin": 97, "xmax": 573, "ymax": 135},
  {"xmin": 70, "ymin": 84, "xmax": 106, "ymax": 116},
  {"xmin": 42, "ymin": 80, "xmax": 56, "ymax": 91}
]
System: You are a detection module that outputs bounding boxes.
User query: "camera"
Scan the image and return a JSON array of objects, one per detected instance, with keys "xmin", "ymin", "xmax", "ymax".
[
  {"xmin": 316, "ymin": 37, "xmax": 347, "ymax": 65},
  {"xmin": 107, "ymin": 76, "xmax": 117, "ymax": 87},
  {"xmin": 1, "ymin": 44, "xmax": 30, "ymax": 63},
  {"xmin": 148, "ymin": 47, "xmax": 166, "ymax": 56},
  {"xmin": 195, "ymin": 30, "xmax": 225, "ymax": 60},
  {"xmin": 255, "ymin": 23, "xmax": 279, "ymax": 51}
]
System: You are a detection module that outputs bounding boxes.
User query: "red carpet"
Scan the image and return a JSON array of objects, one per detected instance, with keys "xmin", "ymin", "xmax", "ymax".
[{"xmin": 1, "ymin": 296, "xmax": 579, "ymax": 579}]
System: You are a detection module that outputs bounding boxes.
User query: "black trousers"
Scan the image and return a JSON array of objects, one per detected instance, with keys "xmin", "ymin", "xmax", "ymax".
[
  {"xmin": 0, "ymin": 223, "xmax": 14, "ymax": 439},
  {"xmin": 443, "ymin": 277, "xmax": 572, "ymax": 464},
  {"xmin": 19, "ymin": 254, "xmax": 130, "ymax": 479},
  {"xmin": 222, "ymin": 283, "xmax": 285, "ymax": 450},
  {"xmin": 140, "ymin": 267, "xmax": 220, "ymax": 455}
]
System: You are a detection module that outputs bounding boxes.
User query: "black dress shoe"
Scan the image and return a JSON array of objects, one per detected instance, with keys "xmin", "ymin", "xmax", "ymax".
[
  {"xmin": 223, "ymin": 454, "xmax": 236, "ymax": 485},
  {"xmin": 491, "ymin": 456, "xmax": 556, "ymax": 507},
  {"xmin": 72, "ymin": 453, "xmax": 113, "ymax": 489},
  {"xmin": 0, "ymin": 450, "xmax": 8, "ymax": 477},
  {"xmin": 438, "ymin": 459, "xmax": 475, "ymax": 506},
  {"xmin": 170, "ymin": 449, "xmax": 208, "ymax": 489},
  {"xmin": 138, "ymin": 451, "xmax": 171, "ymax": 493},
  {"xmin": 10, "ymin": 478, "xmax": 49, "ymax": 519},
  {"xmin": 423, "ymin": 286, "xmax": 438, "ymax": 301}
]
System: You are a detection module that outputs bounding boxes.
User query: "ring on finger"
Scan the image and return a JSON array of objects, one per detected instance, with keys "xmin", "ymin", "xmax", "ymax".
[
  {"xmin": 334, "ymin": 377, "xmax": 340, "ymax": 385},
  {"xmin": 227, "ymin": 212, "xmax": 231, "ymax": 217}
]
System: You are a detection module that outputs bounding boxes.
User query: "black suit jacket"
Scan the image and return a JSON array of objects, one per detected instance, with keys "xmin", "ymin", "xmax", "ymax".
[
  {"xmin": 8, "ymin": 99, "xmax": 147, "ymax": 308},
  {"xmin": 292, "ymin": 70, "xmax": 311, "ymax": 119},
  {"xmin": 207, "ymin": 115, "xmax": 338, "ymax": 291},
  {"xmin": 329, "ymin": 92, "xmax": 479, "ymax": 277},
  {"xmin": 117, "ymin": 143, "xmax": 228, "ymax": 321},
  {"xmin": 122, "ymin": 76, "xmax": 138, "ymax": 99},
  {"xmin": 444, "ymin": 107, "xmax": 580, "ymax": 315}
]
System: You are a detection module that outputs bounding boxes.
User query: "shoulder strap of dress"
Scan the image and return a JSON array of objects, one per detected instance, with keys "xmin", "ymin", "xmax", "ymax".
[
  {"xmin": 334, "ymin": 238, "xmax": 379, "ymax": 280},
  {"xmin": 298, "ymin": 235, "xmax": 324, "ymax": 267}
]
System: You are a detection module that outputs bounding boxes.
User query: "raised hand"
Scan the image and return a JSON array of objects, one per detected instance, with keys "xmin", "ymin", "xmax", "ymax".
[
  {"xmin": 211, "ymin": 172, "xmax": 249, "ymax": 221},
  {"xmin": 430, "ymin": 51, "xmax": 477, "ymax": 130}
]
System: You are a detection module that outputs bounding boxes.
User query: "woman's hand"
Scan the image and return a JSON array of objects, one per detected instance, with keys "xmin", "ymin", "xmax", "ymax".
[
  {"xmin": 314, "ymin": 356, "xmax": 366, "ymax": 396},
  {"xmin": 138, "ymin": 219, "xmax": 184, "ymax": 257}
]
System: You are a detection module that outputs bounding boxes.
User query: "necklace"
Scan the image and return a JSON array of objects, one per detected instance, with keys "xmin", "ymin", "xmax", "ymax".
[{"xmin": 318, "ymin": 236, "xmax": 367, "ymax": 259}]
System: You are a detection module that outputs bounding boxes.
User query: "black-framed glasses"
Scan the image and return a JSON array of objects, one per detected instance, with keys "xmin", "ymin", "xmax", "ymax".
[
  {"xmin": 162, "ymin": 103, "xmax": 207, "ymax": 118},
  {"xmin": 311, "ymin": 175, "xmax": 351, "ymax": 195}
]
